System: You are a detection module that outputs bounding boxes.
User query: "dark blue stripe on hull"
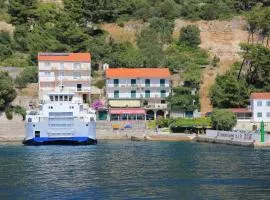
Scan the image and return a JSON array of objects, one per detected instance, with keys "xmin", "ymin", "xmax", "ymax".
[{"xmin": 23, "ymin": 137, "xmax": 97, "ymax": 145}]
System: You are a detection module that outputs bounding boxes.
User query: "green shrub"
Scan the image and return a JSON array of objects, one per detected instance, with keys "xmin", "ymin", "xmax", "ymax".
[
  {"xmin": 15, "ymin": 66, "xmax": 38, "ymax": 89},
  {"xmin": 1, "ymin": 53, "xmax": 29, "ymax": 67},
  {"xmin": 179, "ymin": 25, "xmax": 201, "ymax": 48},
  {"xmin": 94, "ymin": 79, "xmax": 105, "ymax": 89},
  {"xmin": 170, "ymin": 117, "xmax": 211, "ymax": 133},
  {"xmin": 5, "ymin": 107, "xmax": 13, "ymax": 120},
  {"xmin": 156, "ymin": 117, "xmax": 174, "ymax": 128},
  {"xmin": 211, "ymin": 109, "xmax": 237, "ymax": 131}
]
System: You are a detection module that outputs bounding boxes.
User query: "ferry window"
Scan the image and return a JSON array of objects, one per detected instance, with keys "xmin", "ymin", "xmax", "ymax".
[
  {"xmin": 60, "ymin": 96, "xmax": 63, "ymax": 101},
  {"xmin": 55, "ymin": 96, "xmax": 58, "ymax": 101},
  {"xmin": 68, "ymin": 96, "xmax": 72, "ymax": 101},
  {"xmin": 49, "ymin": 96, "xmax": 53, "ymax": 101},
  {"xmin": 64, "ymin": 96, "xmax": 68, "ymax": 101},
  {"xmin": 35, "ymin": 131, "xmax": 40, "ymax": 137}
]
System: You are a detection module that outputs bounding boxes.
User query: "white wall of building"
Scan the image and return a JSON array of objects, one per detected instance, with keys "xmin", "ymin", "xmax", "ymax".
[
  {"xmin": 252, "ymin": 99, "xmax": 270, "ymax": 122},
  {"xmin": 38, "ymin": 61, "xmax": 91, "ymax": 97},
  {"xmin": 106, "ymin": 78, "xmax": 170, "ymax": 99}
]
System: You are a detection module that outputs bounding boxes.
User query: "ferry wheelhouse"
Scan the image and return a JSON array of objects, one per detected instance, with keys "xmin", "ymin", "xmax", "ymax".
[{"xmin": 23, "ymin": 92, "xmax": 97, "ymax": 145}]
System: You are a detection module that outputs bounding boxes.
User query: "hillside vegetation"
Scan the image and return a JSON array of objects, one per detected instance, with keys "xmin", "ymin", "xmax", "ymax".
[{"xmin": 0, "ymin": 0, "xmax": 269, "ymax": 115}]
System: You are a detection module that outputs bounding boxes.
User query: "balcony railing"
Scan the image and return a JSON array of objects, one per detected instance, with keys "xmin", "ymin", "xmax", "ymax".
[
  {"xmin": 144, "ymin": 104, "xmax": 168, "ymax": 109},
  {"xmin": 108, "ymin": 84, "xmax": 169, "ymax": 88}
]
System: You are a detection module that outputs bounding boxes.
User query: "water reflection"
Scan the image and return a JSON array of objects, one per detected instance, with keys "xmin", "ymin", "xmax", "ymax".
[{"xmin": 1, "ymin": 141, "xmax": 270, "ymax": 199}]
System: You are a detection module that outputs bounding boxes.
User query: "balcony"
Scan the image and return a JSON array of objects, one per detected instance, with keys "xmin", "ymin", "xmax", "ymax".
[
  {"xmin": 108, "ymin": 84, "xmax": 169, "ymax": 89},
  {"xmin": 144, "ymin": 104, "xmax": 168, "ymax": 109}
]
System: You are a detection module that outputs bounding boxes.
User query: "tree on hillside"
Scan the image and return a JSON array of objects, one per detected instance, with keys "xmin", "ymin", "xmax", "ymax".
[
  {"xmin": 168, "ymin": 86, "xmax": 199, "ymax": 111},
  {"xmin": 149, "ymin": 17, "xmax": 174, "ymax": 44},
  {"xmin": 0, "ymin": 31, "xmax": 13, "ymax": 61},
  {"xmin": 210, "ymin": 72, "xmax": 250, "ymax": 108},
  {"xmin": 8, "ymin": 0, "xmax": 39, "ymax": 25},
  {"xmin": 211, "ymin": 109, "xmax": 237, "ymax": 131},
  {"xmin": 63, "ymin": 0, "xmax": 84, "ymax": 24},
  {"xmin": 15, "ymin": 66, "xmax": 38, "ymax": 89},
  {"xmin": 179, "ymin": 25, "xmax": 201, "ymax": 48},
  {"xmin": 0, "ymin": 72, "xmax": 16, "ymax": 111},
  {"xmin": 137, "ymin": 27, "xmax": 165, "ymax": 67},
  {"xmin": 82, "ymin": 0, "xmax": 119, "ymax": 23},
  {"xmin": 238, "ymin": 43, "xmax": 270, "ymax": 89}
]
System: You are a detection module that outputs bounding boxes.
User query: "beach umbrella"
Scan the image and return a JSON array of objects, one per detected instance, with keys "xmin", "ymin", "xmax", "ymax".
[{"xmin": 260, "ymin": 121, "xmax": 265, "ymax": 143}]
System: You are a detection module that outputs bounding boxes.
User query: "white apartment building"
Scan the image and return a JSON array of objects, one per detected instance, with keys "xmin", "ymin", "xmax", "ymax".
[
  {"xmin": 232, "ymin": 93, "xmax": 270, "ymax": 132},
  {"xmin": 251, "ymin": 93, "xmax": 270, "ymax": 122},
  {"xmin": 106, "ymin": 68, "xmax": 171, "ymax": 120},
  {"xmin": 38, "ymin": 53, "xmax": 91, "ymax": 103}
]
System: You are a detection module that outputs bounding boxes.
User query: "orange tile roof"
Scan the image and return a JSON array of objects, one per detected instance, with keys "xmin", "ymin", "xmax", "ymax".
[
  {"xmin": 251, "ymin": 92, "xmax": 270, "ymax": 99},
  {"xmin": 230, "ymin": 108, "xmax": 251, "ymax": 113},
  {"xmin": 38, "ymin": 53, "xmax": 91, "ymax": 62},
  {"xmin": 106, "ymin": 68, "xmax": 170, "ymax": 78}
]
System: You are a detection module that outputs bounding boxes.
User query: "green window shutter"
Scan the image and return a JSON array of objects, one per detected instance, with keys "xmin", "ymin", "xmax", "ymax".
[
  {"xmin": 160, "ymin": 79, "xmax": 165, "ymax": 87},
  {"xmin": 114, "ymin": 79, "xmax": 119, "ymax": 87},
  {"xmin": 131, "ymin": 79, "xmax": 136, "ymax": 86},
  {"xmin": 161, "ymin": 90, "xmax": 166, "ymax": 98},
  {"xmin": 114, "ymin": 90, "xmax": 119, "ymax": 98},
  {"xmin": 145, "ymin": 79, "xmax": 150, "ymax": 87},
  {"xmin": 131, "ymin": 90, "xmax": 136, "ymax": 98},
  {"xmin": 145, "ymin": 90, "xmax": 150, "ymax": 98}
]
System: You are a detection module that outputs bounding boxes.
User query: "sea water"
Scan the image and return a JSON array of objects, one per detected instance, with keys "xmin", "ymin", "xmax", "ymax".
[{"xmin": 1, "ymin": 141, "xmax": 270, "ymax": 199}]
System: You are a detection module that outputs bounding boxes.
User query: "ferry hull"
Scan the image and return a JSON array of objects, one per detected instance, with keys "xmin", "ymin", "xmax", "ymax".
[{"xmin": 23, "ymin": 137, "xmax": 97, "ymax": 145}]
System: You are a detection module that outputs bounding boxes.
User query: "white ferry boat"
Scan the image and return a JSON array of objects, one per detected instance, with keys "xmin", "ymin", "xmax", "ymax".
[{"xmin": 23, "ymin": 92, "xmax": 97, "ymax": 145}]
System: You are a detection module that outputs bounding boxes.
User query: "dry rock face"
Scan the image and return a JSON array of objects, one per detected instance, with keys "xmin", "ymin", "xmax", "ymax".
[
  {"xmin": 174, "ymin": 17, "xmax": 249, "ymax": 114},
  {"xmin": 0, "ymin": 21, "xmax": 14, "ymax": 33}
]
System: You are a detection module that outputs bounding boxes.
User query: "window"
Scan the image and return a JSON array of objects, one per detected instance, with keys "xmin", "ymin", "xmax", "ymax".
[
  {"xmin": 267, "ymin": 101, "xmax": 270, "ymax": 106},
  {"xmin": 64, "ymin": 96, "xmax": 68, "ymax": 101},
  {"xmin": 114, "ymin": 79, "xmax": 119, "ymax": 87},
  {"xmin": 145, "ymin": 79, "xmax": 150, "ymax": 87},
  {"xmin": 55, "ymin": 96, "xmax": 58, "ymax": 101},
  {"xmin": 73, "ymin": 63, "xmax": 81, "ymax": 69},
  {"xmin": 257, "ymin": 112, "xmax": 262, "ymax": 118},
  {"xmin": 60, "ymin": 62, "xmax": 64, "ymax": 69},
  {"xmin": 59, "ymin": 72, "xmax": 64, "ymax": 77},
  {"xmin": 49, "ymin": 96, "xmax": 53, "ymax": 101},
  {"xmin": 77, "ymin": 84, "xmax": 82, "ymax": 91},
  {"xmin": 45, "ymin": 72, "xmax": 51, "ymax": 76},
  {"xmin": 145, "ymin": 90, "xmax": 150, "ymax": 98},
  {"xmin": 131, "ymin": 90, "xmax": 136, "ymax": 98},
  {"xmin": 160, "ymin": 79, "xmax": 165, "ymax": 87},
  {"xmin": 68, "ymin": 96, "xmax": 72, "ymax": 101},
  {"xmin": 267, "ymin": 112, "xmax": 270, "ymax": 118},
  {"xmin": 114, "ymin": 90, "xmax": 119, "ymax": 98},
  {"xmin": 161, "ymin": 90, "xmax": 166, "ymax": 98},
  {"xmin": 161, "ymin": 100, "xmax": 166, "ymax": 104},
  {"xmin": 60, "ymin": 96, "xmax": 63, "ymax": 101},
  {"xmin": 131, "ymin": 79, "xmax": 136, "ymax": 86},
  {"xmin": 45, "ymin": 62, "xmax": 51, "ymax": 67},
  {"xmin": 257, "ymin": 101, "xmax": 262, "ymax": 106},
  {"xmin": 73, "ymin": 72, "xmax": 81, "ymax": 79}
]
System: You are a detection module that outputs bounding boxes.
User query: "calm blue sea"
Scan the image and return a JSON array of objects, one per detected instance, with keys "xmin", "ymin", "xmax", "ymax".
[{"xmin": 1, "ymin": 141, "xmax": 270, "ymax": 199}]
